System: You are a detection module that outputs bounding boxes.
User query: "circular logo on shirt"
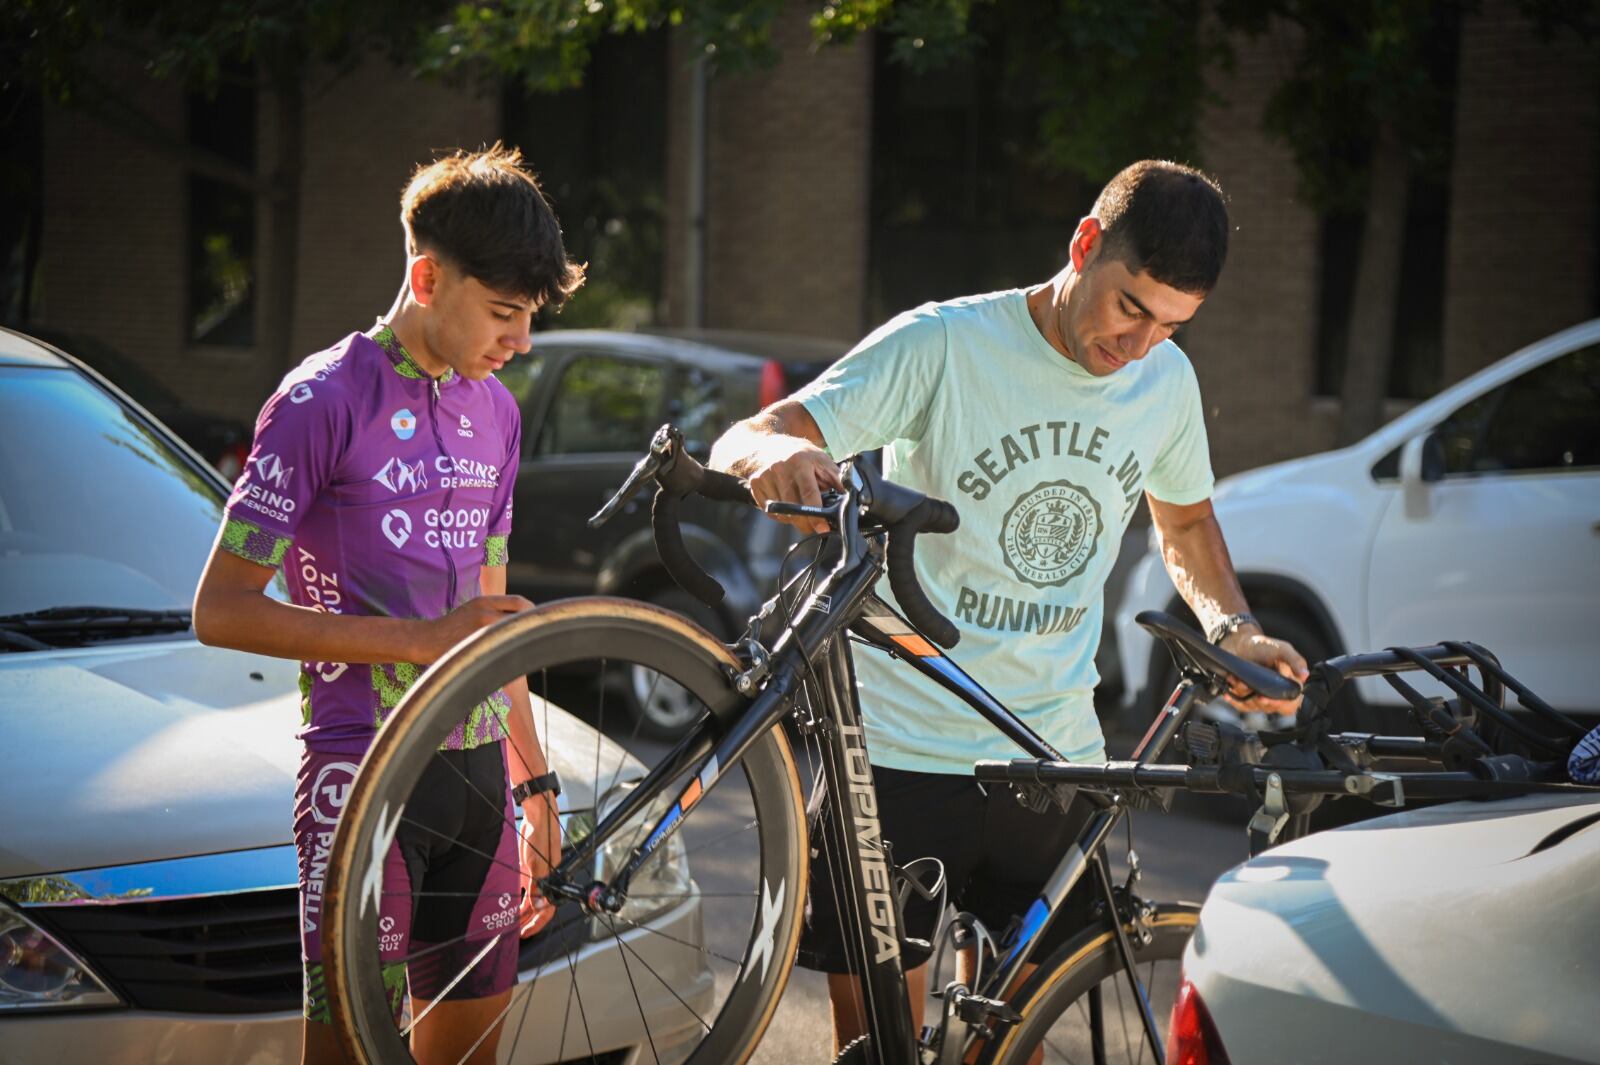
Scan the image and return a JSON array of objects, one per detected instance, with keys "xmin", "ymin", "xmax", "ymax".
[
  {"xmin": 998, "ymin": 480, "xmax": 1102, "ymax": 589},
  {"xmin": 391, "ymin": 408, "xmax": 416, "ymax": 440}
]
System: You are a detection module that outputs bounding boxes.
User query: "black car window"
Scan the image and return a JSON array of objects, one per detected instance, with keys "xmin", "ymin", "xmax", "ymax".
[
  {"xmin": 494, "ymin": 348, "xmax": 549, "ymax": 410},
  {"xmin": 1433, "ymin": 388, "xmax": 1500, "ymax": 476},
  {"xmin": 538, "ymin": 353, "xmax": 666, "ymax": 455},
  {"xmin": 672, "ymin": 366, "xmax": 724, "ymax": 456},
  {"xmin": 1475, "ymin": 344, "xmax": 1600, "ymax": 473},
  {"xmin": 1431, "ymin": 345, "xmax": 1600, "ymax": 477},
  {"xmin": 0, "ymin": 366, "xmax": 224, "ymax": 617}
]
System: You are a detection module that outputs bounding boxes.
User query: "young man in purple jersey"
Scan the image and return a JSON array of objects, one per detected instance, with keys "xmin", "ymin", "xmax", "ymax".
[{"xmin": 194, "ymin": 144, "xmax": 584, "ymax": 1064}]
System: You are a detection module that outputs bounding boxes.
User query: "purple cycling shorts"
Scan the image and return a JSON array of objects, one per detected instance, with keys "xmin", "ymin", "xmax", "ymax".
[{"xmin": 295, "ymin": 742, "xmax": 520, "ymax": 1022}]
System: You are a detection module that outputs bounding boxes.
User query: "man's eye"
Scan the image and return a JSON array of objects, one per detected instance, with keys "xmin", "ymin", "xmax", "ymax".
[{"xmin": 493, "ymin": 312, "xmax": 513, "ymax": 322}]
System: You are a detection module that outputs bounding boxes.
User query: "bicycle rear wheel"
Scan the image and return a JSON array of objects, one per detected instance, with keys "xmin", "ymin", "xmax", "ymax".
[
  {"xmin": 324, "ymin": 598, "xmax": 808, "ymax": 1065},
  {"xmin": 977, "ymin": 903, "xmax": 1198, "ymax": 1065}
]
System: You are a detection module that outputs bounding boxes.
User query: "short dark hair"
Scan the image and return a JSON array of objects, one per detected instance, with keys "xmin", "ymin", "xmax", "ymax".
[
  {"xmin": 401, "ymin": 143, "xmax": 585, "ymax": 309},
  {"xmin": 1092, "ymin": 160, "xmax": 1229, "ymax": 294}
]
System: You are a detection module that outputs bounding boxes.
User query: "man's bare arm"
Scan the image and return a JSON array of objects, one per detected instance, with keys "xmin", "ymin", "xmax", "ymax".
[
  {"xmin": 1148, "ymin": 493, "xmax": 1308, "ymax": 713},
  {"xmin": 709, "ymin": 399, "xmax": 840, "ymax": 533},
  {"xmin": 192, "ymin": 542, "xmax": 531, "ymax": 666}
]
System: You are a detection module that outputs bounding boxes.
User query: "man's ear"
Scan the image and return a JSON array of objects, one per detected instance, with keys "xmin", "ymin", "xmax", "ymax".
[
  {"xmin": 408, "ymin": 254, "xmax": 439, "ymax": 307},
  {"xmin": 1069, "ymin": 217, "xmax": 1103, "ymax": 272}
]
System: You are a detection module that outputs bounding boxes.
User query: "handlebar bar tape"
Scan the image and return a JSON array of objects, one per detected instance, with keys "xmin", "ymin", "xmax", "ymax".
[
  {"xmin": 886, "ymin": 499, "xmax": 962, "ymax": 650},
  {"xmin": 652, "ymin": 489, "xmax": 726, "ymax": 606}
]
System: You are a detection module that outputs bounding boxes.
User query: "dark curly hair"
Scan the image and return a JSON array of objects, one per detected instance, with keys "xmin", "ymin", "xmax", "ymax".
[{"xmin": 401, "ymin": 143, "xmax": 585, "ymax": 310}]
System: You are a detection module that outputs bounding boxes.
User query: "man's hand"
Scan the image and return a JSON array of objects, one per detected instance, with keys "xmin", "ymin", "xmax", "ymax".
[
  {"xmin": 517, "ymin": 793, "xmax": 561, "ymax": 938},
  {"xmin": 1217, "ymin": 630, "xmax": 1309, "ymax": 716},
  {"xmin": 414, "ymin": 594, "xmax": 534, "ymax": 663},
  {"xmin": 746, "ymin": 436, "xmax": 843, "ymax": 535}
]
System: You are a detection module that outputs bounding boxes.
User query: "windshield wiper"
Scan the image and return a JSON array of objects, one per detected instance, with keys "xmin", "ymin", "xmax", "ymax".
[{"xmin": 0, "ymin": 607, "xmax": 193, "ymax": 648}]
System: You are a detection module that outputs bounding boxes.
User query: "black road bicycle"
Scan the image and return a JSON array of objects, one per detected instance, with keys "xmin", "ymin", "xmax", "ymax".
[{"xmin": 323, "ymin": 425, "xmax": 1597, "ymax": 1065}]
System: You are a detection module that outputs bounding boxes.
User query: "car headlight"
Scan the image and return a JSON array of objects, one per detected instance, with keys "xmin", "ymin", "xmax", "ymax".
[
  {"xmin": 0, "ymin": 902, "xmax": 121, "ymax": 1012},
  {"xmin": 561, "ymin": 781, "xmax": 694, "ymax": 930}
]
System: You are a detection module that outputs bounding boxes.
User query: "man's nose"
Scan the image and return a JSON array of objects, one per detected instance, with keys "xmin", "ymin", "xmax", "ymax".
[
  {"xmin": 502, "ymin": 322, "xmax": 533, "ymax": 353},
  {"xmin": 1119, "ymin": 320, "xmax": 1160, "ymax": 359}
]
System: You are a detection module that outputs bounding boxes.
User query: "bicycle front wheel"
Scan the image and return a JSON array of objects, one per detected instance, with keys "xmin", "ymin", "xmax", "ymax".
[
  {"xmin": 324, "ymin": 598, "xmax": 808, "ymax": 1065},
  {"xmin": 978, "ymin": 903, "xmax": 1199, "ymax": 1065}
]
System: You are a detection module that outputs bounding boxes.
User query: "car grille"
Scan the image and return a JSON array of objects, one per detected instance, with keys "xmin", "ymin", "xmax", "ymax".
[{"xmin": 33, "ymin": 888, "xmax": 301, "ymax": 1013}]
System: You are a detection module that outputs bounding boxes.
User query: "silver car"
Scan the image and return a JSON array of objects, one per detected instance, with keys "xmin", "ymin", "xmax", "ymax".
[
  {"xmin": 0, "ymin": 328, "xmax": 711, "ymax": 1063},
  {"xmin": 1177, "ymin": 791, "xmax": 1600, "ymax": 1064}
]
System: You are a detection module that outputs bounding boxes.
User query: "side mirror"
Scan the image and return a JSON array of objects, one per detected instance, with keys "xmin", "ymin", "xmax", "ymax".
[{"xmin": 1399, "ymin": 430, "xmax": 1445, "ymax": 519}]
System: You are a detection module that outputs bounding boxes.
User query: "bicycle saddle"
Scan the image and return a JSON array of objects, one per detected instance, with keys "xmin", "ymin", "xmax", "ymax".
[{"xmin": 1135, "ymin": 609, "xmax": 1301, "ymax": 701}]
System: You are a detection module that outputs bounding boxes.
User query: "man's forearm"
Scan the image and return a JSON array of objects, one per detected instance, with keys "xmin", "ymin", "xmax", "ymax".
[
  {"xmin": 1150, "ymin": 499, "xmax": 1254, "ymax": 640},
  {"xmin": 709, "ymin": 401, "xmax": 828, "ymax": 476},
  {"xmin": 504, "ymin": 674, "xmax": 550, "ymax": 785},
  {"xmin": 194, "ymin": 585, "xmax": 428, "ymax": 665}
]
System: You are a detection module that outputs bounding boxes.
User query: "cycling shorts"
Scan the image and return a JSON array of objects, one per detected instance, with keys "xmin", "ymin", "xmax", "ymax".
[
  {"xmin": 798, "ymin": 763, "xmax": 1099, "ymax": 974},
  {"xmin": 295, "ymin": 743, "xmax": 520, "ymax": 1022}
]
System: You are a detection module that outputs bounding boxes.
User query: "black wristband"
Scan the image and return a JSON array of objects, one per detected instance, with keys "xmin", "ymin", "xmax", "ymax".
[{"xmin": 512, "ymin": 771, "xmax": 561, "ymax": 805}]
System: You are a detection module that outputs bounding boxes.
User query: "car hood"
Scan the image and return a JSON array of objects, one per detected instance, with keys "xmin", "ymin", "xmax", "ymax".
[
  {"xmin": 0, "ymin": 640, "xmax": 304, "ymax": 879},
  {"xmin": 1210, "ymin": 446, "xmax": 1365, "ymax": 506},
  {"xmin": 0, "ymin": 640, "xmax": 633, "ymax": 880}
]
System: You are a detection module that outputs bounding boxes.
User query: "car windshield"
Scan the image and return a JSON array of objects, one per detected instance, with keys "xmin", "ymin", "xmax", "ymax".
[{"xmin": 0, "ymin": 365, "xmax": 224, "ymax": 624}]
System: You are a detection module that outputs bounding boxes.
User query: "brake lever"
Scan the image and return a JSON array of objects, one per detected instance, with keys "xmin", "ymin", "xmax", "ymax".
[
  {"xmin": 591, "ymin": 425, "xmax": 680, "ymax": 528},
  {"xmin": 588, "ymin": 449, "xmax": 664, "ymax": 528}
]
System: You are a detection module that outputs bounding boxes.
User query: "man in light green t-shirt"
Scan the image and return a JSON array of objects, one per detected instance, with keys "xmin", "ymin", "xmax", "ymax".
[{"xmin": 710, "ymin": 159, "xmax": 1308, "ymax": 1052}]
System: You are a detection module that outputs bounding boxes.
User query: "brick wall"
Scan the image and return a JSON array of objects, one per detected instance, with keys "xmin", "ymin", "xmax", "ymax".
[
  {"xmin": 1441, "ymin": 0, "xmax": 1600, "ymax": 382},
  {"xmin": 1186, "ymin": 21, "xmax": 1335, "ymax": 478},
  {"xmin": 38, "ymin": 56, "xmax": 497, "ymax": 424},
  {"xmin": 37, "ymin": 53, "xmax": 194, "ymax": 404},
  {"xmin": 686, "ymin": 6, "xmax": 873, "ymax": 343}
]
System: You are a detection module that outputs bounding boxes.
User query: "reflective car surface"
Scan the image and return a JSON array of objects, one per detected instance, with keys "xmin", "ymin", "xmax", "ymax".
[
  {"xmin": 0, "ymin": 328, "xmax": 710, "ymax": 1063},
  {"xmin": 1180, "ymin": 792, "xmax": 1600, "ymax": 1064}
]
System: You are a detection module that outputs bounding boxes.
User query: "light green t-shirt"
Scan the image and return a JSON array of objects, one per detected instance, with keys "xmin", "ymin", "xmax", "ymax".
[{"xmin": 796, "ymin": 289, "xmax": 1214, "ymax": 774}]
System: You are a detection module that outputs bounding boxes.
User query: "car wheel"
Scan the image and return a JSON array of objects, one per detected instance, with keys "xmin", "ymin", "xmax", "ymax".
[{"xmin": 624, "ymin": 586, "xmax": 730, "ymax": 740}]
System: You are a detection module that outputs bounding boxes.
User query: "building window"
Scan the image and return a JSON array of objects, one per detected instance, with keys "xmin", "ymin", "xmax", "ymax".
[
  {"xmin": 186, "ymin": 81, "xmax": 256, "ymax": 347},
  {"xmin": 868, "ymin": 22, "xmax": 1087, "ymax": 324},
  {"xmin": 1313, "ymin": 173, "xmax": 1452, "ymax": 401},
  {"xmin": 503, "ymin": 29, "xmax": 667, "ymax": 331}
]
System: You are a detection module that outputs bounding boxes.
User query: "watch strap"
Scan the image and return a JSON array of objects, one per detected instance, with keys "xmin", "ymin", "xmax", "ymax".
[
  {"xmin": 512, "ymin": 771, "xmax": 561, "ymax": 805},
  {"xmin": 1207, "ymin": 611, "xmax": 1260, "ymax": 646}
]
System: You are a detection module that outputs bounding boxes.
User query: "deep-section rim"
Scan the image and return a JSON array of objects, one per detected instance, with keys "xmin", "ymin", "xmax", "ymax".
[
  {"xmin": 977, "ymin": 905, "xmax": 1200, "ymax": 1065},
  {"xmin": 325, "ymin": 596, "xmax": 808, "ymax": 1065}
]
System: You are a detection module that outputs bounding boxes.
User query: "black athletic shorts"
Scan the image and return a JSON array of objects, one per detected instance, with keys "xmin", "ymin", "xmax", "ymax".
[{"xmin": 797, "ymin": 764, "xmax": 1099, "ymax": 974}]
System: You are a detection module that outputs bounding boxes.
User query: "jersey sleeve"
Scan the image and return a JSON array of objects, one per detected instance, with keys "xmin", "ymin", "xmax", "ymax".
[
  {"xmin": 483, "ymin": 387, "xmax": 522, "ymax": 568},
  {"xmin": 793, "ymin": 305, "xmax": 948, "ymax": 458},
  {"xmin": 1144, "ymin": 350, "xmax": 1216, "ymax": 505},
  {"xmin": 220, "ymin": 379, "xmax": 349, "ymax": 569}
]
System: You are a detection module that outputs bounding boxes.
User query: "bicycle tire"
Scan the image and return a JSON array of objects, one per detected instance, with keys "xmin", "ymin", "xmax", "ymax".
[
  {"xmin": 977, "ymin": 903, "xmax": 1199, "ymax": 1065},
  {"xmin": 324, "ymin": 597, "xmax": 809, "ymax": 1065}
]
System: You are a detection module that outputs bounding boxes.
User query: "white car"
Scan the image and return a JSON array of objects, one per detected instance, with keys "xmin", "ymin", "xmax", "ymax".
[
  {"xmin": 1114, "ymin": 319, "xmax": 1600, "ymax": 729},
  {"xmin": 1176, "ymin": 790, "xmax": 1600, "ymax": 1064}
]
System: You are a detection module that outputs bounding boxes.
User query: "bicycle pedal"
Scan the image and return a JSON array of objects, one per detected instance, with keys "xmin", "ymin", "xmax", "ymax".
[{"xmin": 954, "ymin": 993, "xmax": 1022, "ymax": 1027}]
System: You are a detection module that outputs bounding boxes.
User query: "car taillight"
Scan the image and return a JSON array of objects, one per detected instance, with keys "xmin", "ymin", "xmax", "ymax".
[
  {"xmin": 758, "ymin": 359, "xmax": 787, "ymax": 410},
  {"xmin": 1167, "ymin": 976, "xmax": 1230, "ymax": 1065},
  {"xmin": 215, "ymin": 441, "xmax": 250, "ymax": 482}
]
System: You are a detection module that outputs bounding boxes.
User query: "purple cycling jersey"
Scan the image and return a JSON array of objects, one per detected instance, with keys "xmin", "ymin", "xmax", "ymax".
[{"xmin": 221, "ymin": 324, "xmax": 521, "ymax": 754}]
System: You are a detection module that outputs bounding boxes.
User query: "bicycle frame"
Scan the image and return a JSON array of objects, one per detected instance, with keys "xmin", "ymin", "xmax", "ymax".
[{"xmin": 557, "ymin": 464, "xmax": 1199, "ymax": 1065}]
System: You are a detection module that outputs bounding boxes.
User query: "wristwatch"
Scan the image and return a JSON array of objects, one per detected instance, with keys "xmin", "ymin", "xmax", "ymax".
[
  {"xmin": 1207, "ymin": 611, "xmax": 1259, "ymax": 646},
  {"xmin": 512, "ymin": 771, "xmax": 561, "ymax": 805}
]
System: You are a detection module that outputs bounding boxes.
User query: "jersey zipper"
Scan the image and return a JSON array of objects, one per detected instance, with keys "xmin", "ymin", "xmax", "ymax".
[{"xmin": 428, "ymin": 376, "xmax": 460, "ymax": 610}]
